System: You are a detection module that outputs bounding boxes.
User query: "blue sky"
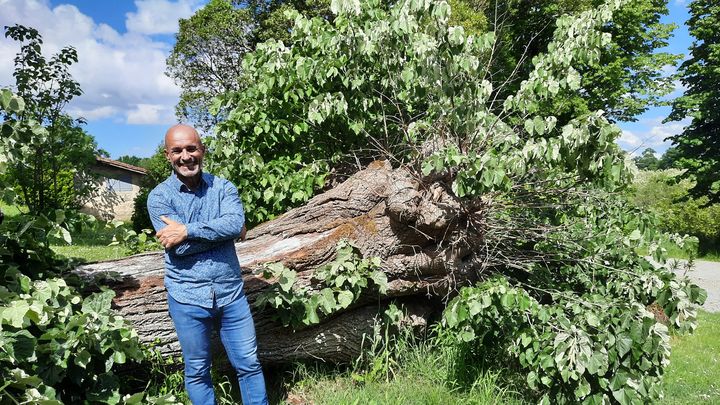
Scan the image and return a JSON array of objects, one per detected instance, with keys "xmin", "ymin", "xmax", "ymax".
[{"xmin": 0, "ymin": 0, "xmax": 694, "ymax": 159}]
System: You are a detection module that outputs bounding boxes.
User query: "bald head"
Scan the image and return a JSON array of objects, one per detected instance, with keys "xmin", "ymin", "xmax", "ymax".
[
  {"xmin": 164, "ymin": 124, "xmax": 205, "ymax": 186},
  {"xmin": 165, "ymin": 124, "xmax": 201, "ymax": 148}
]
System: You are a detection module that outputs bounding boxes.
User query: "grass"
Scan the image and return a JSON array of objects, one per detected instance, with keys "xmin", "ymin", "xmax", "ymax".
[
  {"xmin": 282, "ymin": 311, "xmax": 720, "ymax": 405},
  {"xmin": 276, "ymin": 333, "xmax": 524, "ymax": 405},
  {"xmin": 637, "ymin": 239, "xmax": 720, "ymax": 263},
  {"xmin": 51, "ymin": 243, "xmax": 128, "ymax": 262},
  {"xmin": 1, "ymin": 201, "xmax": 132, "ymax": 262},
  {"xmin": 661, "ymin": 311, "xmax": 720, "ymax": 404},
  {"xmin": 51, "ymin": 220, "xmax": 131, "ymax": 262}
]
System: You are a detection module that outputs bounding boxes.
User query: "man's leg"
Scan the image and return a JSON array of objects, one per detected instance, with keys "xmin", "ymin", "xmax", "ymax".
[
  {"xmin": 218, "ymin": 293, "xmax": 268, "ymax": 405},
  {"xmin": 167, "ymin": 294, "xmax": 216, "ymax": 404}
]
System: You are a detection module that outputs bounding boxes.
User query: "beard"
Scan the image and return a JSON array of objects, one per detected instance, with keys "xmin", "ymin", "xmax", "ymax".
[{"xmin": 172, "ymin": 159, "xmax": 202, "ymax": 179}]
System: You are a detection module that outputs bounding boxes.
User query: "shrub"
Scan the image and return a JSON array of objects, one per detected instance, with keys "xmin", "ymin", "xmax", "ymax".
[{"xmin": 632, "ymin": 169, "xmax": 720, "ymax": 253}]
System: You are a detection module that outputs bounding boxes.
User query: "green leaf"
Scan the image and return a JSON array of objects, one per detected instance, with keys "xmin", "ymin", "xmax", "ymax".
[
  {"xmin": 75, "ymin": 349, "xmax": 92, "ymax": 368},
  {"xmin": 278, "ymin": 269, "xmax": 297, "ymax": 292},
  {"xmin": 113, "ymin": 350, "xmax": 127, "ymax": 365},
  {"xmin": 616, "ymin": 333, "xmax": 633, "ymax": 357},
  {"xmin": 585, "ymin": 312, "xmax": 600, "ymax": 327},
  {"xmin": 1, "ymin": 300, "xmax": 30, "ymax": 328},
  {"xmin": 574, "ymin": 377, "xmax": 591, "ymax": 399},
  {"xmin": 337, "ymin": 290, "xmax": 354, "ymax": 309}
]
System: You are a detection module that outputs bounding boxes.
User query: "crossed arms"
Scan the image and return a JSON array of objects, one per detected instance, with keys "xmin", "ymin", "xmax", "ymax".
[{"xmin": 147, "ymin": 181, "xmax": 246, "ymax": 256}]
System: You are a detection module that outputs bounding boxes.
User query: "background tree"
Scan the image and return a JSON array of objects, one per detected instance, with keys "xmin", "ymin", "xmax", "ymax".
[
  {"xmin": 166, "ymin": 0, "xmax": 254, "ymax": 131},
  {"xmin": 167, "ymin": 0, "xmax": 332, "ymax": 132},
  {"xmin": 3, "ymin": 25, "xmax": 98, "ymax": 213},
  {"xmin": 658, "ymin": 145, "xmax": 681, "ymax": 169},
  {"xmin": 447, "ymin": 0, "xmax": 679, "ymax": 123},
  {"xmin": 130, "ymin": 145, "xmax": 171, "ymax": 232},
  {"xmin": 666, "ymin": 0, "xmax": 720, "ymax": 203},
  {"xmin": 633, "ymin": 147, "xmax": 660, "ymax": 170},
  {"xmin": 117, "ymin": 155, "xmax": 151, "ymax": 169}
]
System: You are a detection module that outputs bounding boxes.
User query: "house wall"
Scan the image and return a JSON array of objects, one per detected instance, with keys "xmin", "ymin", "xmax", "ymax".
[{"xmin": 80, "ymin": 165, "xmax": 145, "ymax": 221}]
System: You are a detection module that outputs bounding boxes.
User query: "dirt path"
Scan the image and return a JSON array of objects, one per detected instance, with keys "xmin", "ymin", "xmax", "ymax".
[{"xmin": 670, "ymin": 259, "xmax": 720, "ymax": 313}]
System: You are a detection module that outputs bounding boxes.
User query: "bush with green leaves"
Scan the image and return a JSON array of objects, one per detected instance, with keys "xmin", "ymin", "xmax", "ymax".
[
  {"xmin": 439, "ymin": 191, "xmax": 706, "ymax": 403},
  {"xmin": 108, "ymin": 220, "xmax": 162, "ymax": 255},
  {"xmin": 632, "ymin": 169, "xmax": 720, "ymax": 253},
  {"xmin": 255, "ymin": 240, "xmax": 387, "ymax": 328},
  {"xmin": 1, "ymin": 89, "xmax": 147, "ymax": 403}
]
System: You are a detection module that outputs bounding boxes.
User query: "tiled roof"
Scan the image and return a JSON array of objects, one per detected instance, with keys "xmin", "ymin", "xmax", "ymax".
[{"xmin": 95, "ymin": 156, "xmax": 148, "ymax": 175}]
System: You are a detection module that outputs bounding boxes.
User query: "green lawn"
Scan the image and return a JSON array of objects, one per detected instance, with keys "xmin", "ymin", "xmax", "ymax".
[
  {"xmin": 51, "ymin": 244, "xmax": 128, "ymax": 262},
  {"xmin": 662, "ymin": 311, "xmax": 720, "ymax": 404},
  {"xmin": 2, "ymin": 202, "xmax": 135, "ymax": 262},
  {"xmin": 638, "ymin": 240, "xmax": 720, "ymax": 263}
]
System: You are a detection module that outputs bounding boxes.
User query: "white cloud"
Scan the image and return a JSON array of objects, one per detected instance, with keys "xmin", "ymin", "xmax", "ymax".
[
  {"xmin": 617, "ymin": 117, "xmax": 691, "ymax": 155},
  {"xmin": 68, "ymin": 105, "xmax": 118, "ymax": 120},
  {"xmin": 0, "ymin": 0, "xmax": 192, "ymax": 126},
  {"xmin": 127, "ymin": 103, "xmax": 174, "ymax": 124},
  {"xmin": 668, "ymin": 79, "xmax": 687, "ymax": 98},
  {"xmin": 126, "ymin": 0, "xmax": 201, "ymax": 35},
  {"xmin": 648, "ymin": 120, "xmax": 688, "ymax": 142},
  {"xmin": 620, "ymin": 130, "xmax": 642, "ymax": 147}
]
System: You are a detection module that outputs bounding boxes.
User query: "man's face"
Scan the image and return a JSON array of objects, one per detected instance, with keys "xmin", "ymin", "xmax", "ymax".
[{"xmin": 165, "ymin": 128, "xmax": 205, "ymax": 180}]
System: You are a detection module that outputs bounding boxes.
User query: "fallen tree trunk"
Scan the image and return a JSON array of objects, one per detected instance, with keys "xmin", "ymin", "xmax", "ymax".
[{"xmin": 76, "ymin": 161, "xmax": 484, "ymax": 364}]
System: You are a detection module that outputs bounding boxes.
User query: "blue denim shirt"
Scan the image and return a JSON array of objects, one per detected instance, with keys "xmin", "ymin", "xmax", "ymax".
[{"xmin": 147, "ymin": 172, "xmax": 245, "ymax": 309}]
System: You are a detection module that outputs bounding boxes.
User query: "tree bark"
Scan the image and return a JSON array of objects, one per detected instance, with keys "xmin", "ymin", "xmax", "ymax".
[{"xmin": 75, "ymin": 161, "xmax": 482, "ymax": 364}]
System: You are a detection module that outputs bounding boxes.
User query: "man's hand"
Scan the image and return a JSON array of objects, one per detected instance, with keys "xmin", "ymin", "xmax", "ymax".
[{"xmin": 157, "ymin": 216, "xmax": 188, "ymax": 249}]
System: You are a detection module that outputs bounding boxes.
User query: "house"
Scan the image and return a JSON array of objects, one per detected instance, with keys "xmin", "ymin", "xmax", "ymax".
[{"xmin": 81, "ymin": 156, "xmax": 147, "ymax": 221}]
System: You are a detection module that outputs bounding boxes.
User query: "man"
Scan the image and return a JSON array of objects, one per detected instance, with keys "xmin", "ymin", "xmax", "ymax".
[{"xmin": 147, "ymin": 124, "xmax": 267, "ymax": 404}]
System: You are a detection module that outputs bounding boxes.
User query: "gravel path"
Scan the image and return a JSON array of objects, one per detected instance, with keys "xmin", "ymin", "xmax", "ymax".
[{"xmin": 670, "ymin": 259, "xmax": 720, "ymax": 313}]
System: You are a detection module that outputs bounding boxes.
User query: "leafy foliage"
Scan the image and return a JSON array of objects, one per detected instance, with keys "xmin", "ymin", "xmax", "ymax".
[
  {"xmin": 116, "ymin": 155, "xmax": 151, "ymax": 169},
  {"xmin": 632, "ymin": 169, "xmax": 720, "ymax": 253},
  {"xmin": 2, "ymin": 25, "xmax": 98, "ymax": 213},
  {"xmin": 440, "ymin": 192, "xmax": 706, "ymax": 403},
  {"xmin": 633, "ymin": 148, "xmax": 660, "ymax": 170},
  {"xmin": 207, "ymin": 1, "xmax": 707, "ymax": 402},
  {"xmin": 131, "ymin": 145, "xmax": 171, "ymax": 233},
  {"xmin": 1, "ymin": 89, "xmax": 146, "ymax": 403},
  {"xmin": 108, "ymin": 220, "xmax": 162, "ymax": 255},
  {"xmin": 166, "ymin": 0, "xmax": 255, "ymax": 131},
  {"xmin": 255, "ymin": 240, "xmax": 387, "ymax": 328},
  {"xmin": 666, "ymin": 0, "xmax": 720, "ymax": 203},
  {"xmin": 449, "ymin": 0, "xmax": 680, "ymax": 123},
  {"xmin": 209, "ymin": 0, "xmax": 638, "ymax": 221}
]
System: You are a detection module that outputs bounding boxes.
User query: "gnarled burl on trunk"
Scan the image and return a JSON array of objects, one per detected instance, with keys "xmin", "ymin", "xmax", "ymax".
[{"xmin": 75, "ymin": 161, "xmax": 485, "ymax": 364}]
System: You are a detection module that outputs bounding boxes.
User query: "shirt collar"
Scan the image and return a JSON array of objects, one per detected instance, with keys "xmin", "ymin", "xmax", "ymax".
[{"xmin": 169, "ymin": 171, "xmax": 208, "ymax": 192}]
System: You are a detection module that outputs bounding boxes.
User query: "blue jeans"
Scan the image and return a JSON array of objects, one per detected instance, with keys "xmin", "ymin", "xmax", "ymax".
[{"xmin": 168, "ymin": 293, "xmax": 268, "ymax": 405}]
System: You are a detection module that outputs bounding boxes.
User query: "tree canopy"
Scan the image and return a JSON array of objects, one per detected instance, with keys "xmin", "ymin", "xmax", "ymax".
[
  {"xmin": 633, "ymin": 148, "xmax": 660, "ymax": 170},
  {"xmin": 666, "ymin": 0, "xmax": 720, "ymax": 203},
  {"xmin": 167, "ymin": 0, "xmax": 332, "ymax": 131},
  {"xmin": 168, "ymin": 0, "xmax": 676, "ymax": 133}
]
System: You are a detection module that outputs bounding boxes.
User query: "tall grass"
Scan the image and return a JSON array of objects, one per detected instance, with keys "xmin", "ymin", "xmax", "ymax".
[{"xmin": 279, "ymin": 325, "xmax": 525, "ymax": 405}]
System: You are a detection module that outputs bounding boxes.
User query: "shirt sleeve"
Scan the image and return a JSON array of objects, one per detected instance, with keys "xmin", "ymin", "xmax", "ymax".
[
  {"xmin": 147, "ymin": 185, "xmax": 219, "ymax": 257},
  {"xmin": 185, "ymin": 180, "xmax": 245, "ymax": 242}
]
